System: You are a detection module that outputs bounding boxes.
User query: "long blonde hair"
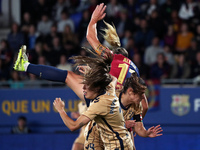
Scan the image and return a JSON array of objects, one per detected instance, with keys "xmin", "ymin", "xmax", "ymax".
[{"xmin": 101, "ymin": 20, "xmax": 121, "ymax": 48}]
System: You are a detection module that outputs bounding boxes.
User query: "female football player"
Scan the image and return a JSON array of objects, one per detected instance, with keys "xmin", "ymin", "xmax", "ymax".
[{"xmin": 53, "ymin": 54, "xmax": 135, "ymax": 149}]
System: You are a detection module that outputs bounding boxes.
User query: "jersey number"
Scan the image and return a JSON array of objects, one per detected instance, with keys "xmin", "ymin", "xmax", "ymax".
[
  {"xmin": 118, "ymin": 64, "xmax": 128, "ymax": 84},
  {"xmin": 118, "ymin": 64, "xmax": 135, "ymax": 84}
]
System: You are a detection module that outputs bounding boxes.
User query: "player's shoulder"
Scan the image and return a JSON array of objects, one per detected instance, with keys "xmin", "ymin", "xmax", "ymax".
[
  {"xmin": 114, "ymin": 54, "xmax": 132, "ymax": 64},
  {"xmin": 113, "ymin": 54, "xmax": 127, "ymax": 60},
  {"xmin": 131, "ymin": 102, "xmax": 143, "ymax": 113},
  {"xmin": 96, "ymin": 92, "xmax": 118, "ymax": 107}
]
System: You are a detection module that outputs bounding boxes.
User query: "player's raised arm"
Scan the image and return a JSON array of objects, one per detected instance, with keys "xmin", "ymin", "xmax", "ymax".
[
  {"xmin": 86, "ymin": 3, "xmax": 111, "ymax": 56},
  {"xmin": 53, "ymin": 98, "xmax": 91, "ymax": 131}
]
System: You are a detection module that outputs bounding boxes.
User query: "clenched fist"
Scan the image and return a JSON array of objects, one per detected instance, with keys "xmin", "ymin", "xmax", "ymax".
[{"xmin": 53, "ymin": 98, "xmax": 65, "ymax": 113}]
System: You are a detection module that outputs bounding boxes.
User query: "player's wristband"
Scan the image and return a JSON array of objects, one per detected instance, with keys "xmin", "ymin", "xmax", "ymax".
[{"xmin": 133, "ymin": 114, "xmax": 142, "ymax": 122}]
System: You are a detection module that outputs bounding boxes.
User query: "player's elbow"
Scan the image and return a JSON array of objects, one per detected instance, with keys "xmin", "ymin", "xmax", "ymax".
[
  {"xmin": 69, "ymin": 126, "xmax": 78, "ymax": 132},
  {"xmin": 86, "ymin": 34, "xmax": 93, "ymax": 43}
]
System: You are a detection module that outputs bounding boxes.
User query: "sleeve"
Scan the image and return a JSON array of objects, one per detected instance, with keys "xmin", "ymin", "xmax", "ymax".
[
  {"xmin": 106, "ymin": 79, "xmax": 116, "ymax": 95},
  {"xmin": 133, "ymin": 114, "xmax": 142, "ymax": 122},
  {"xmin": 78, "ymin": 102, "xmax": 87, "ymax": 114},
  {"xmin": 82, "ymin": 97, "xmax": 108, "ymax": 120},
  {"xmin": 95, "ymin": 43, "xmax": 112, "ymax": 57}
]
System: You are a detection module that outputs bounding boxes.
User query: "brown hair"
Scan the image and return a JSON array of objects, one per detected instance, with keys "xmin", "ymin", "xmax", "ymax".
[
  {"xmin": 70, "ymin": 53, "xmax": 113, "ymax": 94},
  {"xmin": 121, "ymin": 73, "xmax": 147, "ymax": 95}
]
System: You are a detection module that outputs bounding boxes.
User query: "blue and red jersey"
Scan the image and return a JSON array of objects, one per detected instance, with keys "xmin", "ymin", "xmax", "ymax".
[{"xmin": 109, "ymin": 54, "xmax": 140, "ymax": 89}]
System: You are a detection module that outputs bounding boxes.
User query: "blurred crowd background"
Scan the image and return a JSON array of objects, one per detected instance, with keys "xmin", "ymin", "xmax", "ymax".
[{"xmin": 1, "ymin": 0, "xmax": 200, "ymax": 86}]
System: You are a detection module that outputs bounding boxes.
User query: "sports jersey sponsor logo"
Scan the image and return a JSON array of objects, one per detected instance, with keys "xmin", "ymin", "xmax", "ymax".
[
  {"xmin": 171, "ymin": 95, "xmax": 190, "ymax": 116},
  {"xmin": 110, "ymin": 99, "xmax": 117, "ymax": 114},
  {"xmin": 93, "ymin": 97, "xmax": 99, "ymax": 103}
]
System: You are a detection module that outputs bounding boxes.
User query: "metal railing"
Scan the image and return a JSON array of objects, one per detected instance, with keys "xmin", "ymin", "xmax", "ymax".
[
  {"xmin": 0, "ymin": 80, "xmax": 67, "ymax": 89},
  {"xmin": 0, "ymin": 77, "xmax": 200, "ymax": 89}
]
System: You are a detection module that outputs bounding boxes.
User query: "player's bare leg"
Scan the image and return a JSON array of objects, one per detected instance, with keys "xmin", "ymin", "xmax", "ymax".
[{"xmin": 13, "ymin": 45, "xmax": 84, "ymax": 101}]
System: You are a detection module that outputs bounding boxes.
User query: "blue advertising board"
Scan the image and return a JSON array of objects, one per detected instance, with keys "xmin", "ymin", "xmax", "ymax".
[
  {"xmin": 1, "ymin": 87, "xmax": 200, "ymax": 133},
  {"xmin": 0, "ymin": 88, "xmax": 80, "ymax": 127},
  {"xmin": 145, "ymin": 87, "xmax": 200, "ymax": 125}
]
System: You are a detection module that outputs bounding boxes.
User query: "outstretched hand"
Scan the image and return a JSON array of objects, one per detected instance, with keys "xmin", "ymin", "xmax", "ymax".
[
  {"xmin": 147, "ymin": 125, "xmax": 163, "ymax": 138},
  {"xmin": 91, "ymin": 3, "xmax": 106, "ymax": 23}
]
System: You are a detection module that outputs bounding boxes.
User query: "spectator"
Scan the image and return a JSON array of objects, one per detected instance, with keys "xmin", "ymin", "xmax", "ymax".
[
  {"xmin": 134, "ymin": 19, "xmax": 155, "ymax": 50},
  {"xmin": 122, "ymin": 30, "xmax": 133, "ymax": 48},
  {"xmin": 37, "ymin": 54, "xmax": 50, "ymax": 66},
  {"xmin": 170, "ymin": 54, "xmax": 191, "ymax": 79},
  {"xmin": 60, "ymin": 42, "xmax": 72, "ymax": 58},
  {"xmin": 176, "ymin": 23, "xmax": 194, "ymax": 53},
  {"xmin": 29, "ymin": 42, "xmax": 44, "ymax": 64},
  {"xmin": 178, "ymin": 0, "xmax": 197, "ymax": 20},
  {"xmin": 106, "ymin": 0, "xmax": 123, "ymax": 22},
  {"xmin": 195, "ymin": 24, "xmax": 200, "ymax": 48},
  {"xmin": 163, "ymin": 45, "xmax": 175, "ymax": 65},
  {"xmin": 45, "ymin": 24, "xmax": 62, "ymax": 47},
  {"xmin": 7, "ymin": 23, "xmax": 25, "ymax": 53},
  {"xmin": 132, "ymin": 16, "xmax": 141, "ymax": 32},
  {"xmin": 87, "ymin": 0, "xmax": 98, "ymax": 15},
  {"xmin": 56, "ymin": 54, "xmax": 72, "ymax": 71},
  {"xmin": 34, "ymin": 0, "xmax": 51, "ymax": 22},
  {"xmin": 8, "ymin": 71, "xmax": 24, "ymax": 89},
  {"xmin": 124, "ymin": 0, "xmax": 141, "ymax": 19},
  {"xmin": 124, "ymin": 37, "xmax": 138, "ymax": 59},
  {"xmin": 78, "ymin": 9, "xmax": 90, "ymax": 42},
  {"xmin": 150, "ymin": 53, "xmax": 171, "ymax": 80},
  {"xmin": 164, "ymin": 24, "xmax": 176, "ymax": 48},
  {"xmin": 43, "ymin": 39, "xmax": 60, "ymax": 66},
  {"xmin": 11, "ymin": 116, "xmax": 31, "ymax": 134},
  {"xmin": 79, "ymin": 48, "xmax": 88, "ymax": 57},
  {"xmin": 21, "ymin": 12, "xmax": 33, "ymax": 34},
  {"xmin": 186, "ymin": 38, "xmax": 198, "ymax": 65},
  {"xmin": 148, "ymin": 9, "xmax": 166, "ymax": 38},
  {"xmin": 37, "ymin": 13, "xmax": 53, "ymax": 36},
  {"xmin": 0, "ymin": 39, "xmax": 12, "ymax": 80},
  {"xmin": 52, "ymin": 36, "xmax": 62, "ymax": 52},
  {"xmin": 132, "ymin": 53, "xmax": 150, "ymax": 80},
  {"xmin": 62, "ymin": 25, "xmax": 78, "ymax": 45},
  {"xmin": 191, "ymin": 51, "xmax": 200, "ymax": 78},
  {"xmin": 144, "ymin": 37, "xmax": 164, "ymax": 66},
  {"xmin": 144, "ymin": 0, "xmax": 159, "ymax": 17},
  {"xmin": 27, "ymin": 24, "xmax": 40, "ymax": 50},
  {"xmin": 160, "ymin": 0, "xmax": 176, "ymax": 22},
  {"xmin": 57, "ymin": 10, "xmax": 75, "ymax": 33},
  {"xmin": 25, "ymin": 73, "xmax": 40, "ymax": 88},
  {"xmin": 52, "ymin": 0, "xmax": 70, "ymax": 22},
  {"xmin": 169, "ymin": 10, "xmax": 182, "ymax": 32},
  {"xmin": 116, "ymin": 9, "xmax": 134, "ymax": 38}
]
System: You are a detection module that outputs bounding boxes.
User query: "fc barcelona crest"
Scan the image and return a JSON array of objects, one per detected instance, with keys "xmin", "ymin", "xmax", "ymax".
[{"xmin": 171, "ymin": 95, "xmax": 190, "ymax": 116}]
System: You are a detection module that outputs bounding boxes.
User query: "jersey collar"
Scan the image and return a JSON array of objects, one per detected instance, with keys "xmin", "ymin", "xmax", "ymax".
[{"xmin": 119, "ymin": 92, "xmax": 131, "ymax": 110}]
